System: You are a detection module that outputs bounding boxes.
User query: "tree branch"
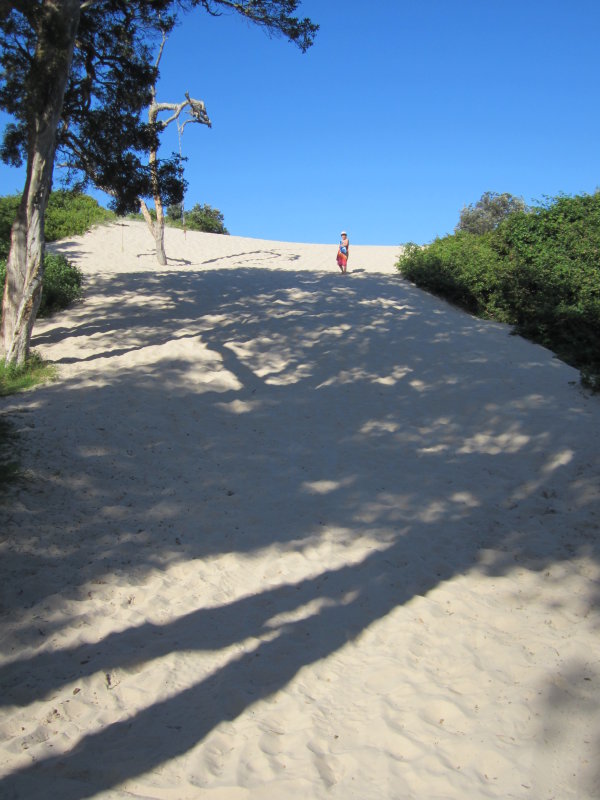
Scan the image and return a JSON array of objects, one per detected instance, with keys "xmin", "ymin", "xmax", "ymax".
[
  {"xmin": 154, "ymin": 29, "xmax": 168, "ymax": 71},
  {"xmin": 149, "ymin": 94, "xmax": 211, "ymax": 130},
  {"xmin": 194, "ymin": 0, "xmax": 318, "ymax": 51}
]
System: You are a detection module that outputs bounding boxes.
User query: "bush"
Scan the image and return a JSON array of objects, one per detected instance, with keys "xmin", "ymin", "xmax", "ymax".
[
  {"xmin": 0, "ymin": 253, "xmax": 83, "ymax": 317},
  {"xmin": 38, "ymin": 253, "xmax": 84, "ymax": 315},
  {"xmin": 0, "ymin": 194, "xmax": 20, "ymax": 259},
  {"xmin": 497, "ymin": 195, "xmax": 600, "ymax": 373},
  {"xmin": 456, "ymin": 191, "xmax": 529, "ymax": 235},
  {"xmin": 1, "ymin": 189, "xmax": 102, "ymax": 320},
  {"xmin": 0, "ymin": 191, "xmax": 114, "ymax": 258},
  {"xmin": 398, "ymin": 193, "xmax": 600, "ymax": 387},
  {"xmin": 44, "ymin": 190, "xmax": 114, "ymax": 240},
  {"xmin": 166, "ymin": 202, "xmax": 183, "ymax": 223},
  {"xmin": 168, "ymin": 202, "xmax": 229, "ymax": 234},
  {"xmin": 398, "ymin": 235, "xmax": 513, "ymax": 323}
]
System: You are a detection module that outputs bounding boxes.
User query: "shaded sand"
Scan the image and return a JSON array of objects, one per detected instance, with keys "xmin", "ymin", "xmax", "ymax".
[{"xmin": 1, "ymin": 220, "xmax": 599, "ymax": 799}]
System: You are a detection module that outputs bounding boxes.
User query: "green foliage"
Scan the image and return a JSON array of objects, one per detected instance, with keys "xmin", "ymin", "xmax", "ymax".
[
  {"xmin": 186, "ymin": 203, "xmax": 229, "ymax": 235},
  {"xmin": 398, "ymin": 193, "xmax": 600, "ymax": 388},
  {"xmin": 0, "ymin": 193, "xmax": 20, "ymax": 258},
  {"xmin": 399, "ymin": 236, "xmax": 513, "ymax": 322},
  {"xmin": 126, "ymin": 209, "xmax": 156, "ymax": 222},
  {"xmin": 496, "ymin": 194, "xmax": 600, "ymax": 375},
  {"xmin": 167, "ymin": 202, "xmax": 184, "ymax": 222},
  {"xmin": 0, "ymin": 253, "xmax": 83, "ymax": 318},
  {"xmin": 0, "ymin": 351, "xmax": 57, "ymax": 397},
  {"xmin": 0, "ymin": 355, "xmax": 57, "ymax": 490},
  {"xmin": 457, "ymin": 191, "xmax": 529, "ymax": 235},
  {"xmin": 44, "ymin": 190, "xmax": 114, "ymax": 241},
  {"xmin": 0, "ymin": 191, "xmax": 114, "ymax": 258},
  {"xmin": 168, "ymin": 202, "xmax": 229, "ymax": 234},
  {"xmin": 1, "ymin": 3, "xmax": 317, "ymax": 214},
  {"xmin": 37, "ymin": 254, "xmax": 84, "ymax": 316}
]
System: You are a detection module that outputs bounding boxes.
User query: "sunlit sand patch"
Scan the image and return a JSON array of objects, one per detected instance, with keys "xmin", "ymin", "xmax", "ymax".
[
  {"xmin": 216, "ymin": 399, "xmax": 264, "ymax": 414},
  {"xmin": 2, "ymin": 221, "xmax": 598, "ymax": 800},
  {"xmin": 317, "ymin": 362, "xmax": 408, "ymax": 389},
  {"xmin": 359, "ymin": 419, "xmax": 400, "ymax": 435},
  {"xmin": 458, "ymin": 429, "xmax": 531, "ymax": 455},
  {"xmin": 301, "ymin": 478, "xmax": 356, "ymax": 495},
  {"xmin": 542, "ymin": 449, "xmax": 574, "ymax": 473},
  {"xmin": 224, "ymin": 337, "xmax": 313, "ymax": 385}
]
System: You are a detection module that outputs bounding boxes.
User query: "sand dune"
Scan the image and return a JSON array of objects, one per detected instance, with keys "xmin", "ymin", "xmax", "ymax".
[{"xmin": 1, "ymin": 220, "xmax": 599, "ymax": 799}]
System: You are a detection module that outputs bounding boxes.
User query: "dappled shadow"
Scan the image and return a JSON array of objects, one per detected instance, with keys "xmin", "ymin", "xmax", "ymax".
[
  {"xmin": 1, "ymin": 265, "xmax": 599, "ymax": 797},
  {"xmin": 198, "ymin": 248, "xmax": 301, "ymax": 266},
  {"xmin": 0, "ymin": 538, "xmax": 490, "ymax": 797}
]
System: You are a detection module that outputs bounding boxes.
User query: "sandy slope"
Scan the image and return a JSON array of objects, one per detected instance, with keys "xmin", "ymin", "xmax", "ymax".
[{"xmin": 1, "ymin": 220, "xmax": 599, "ymax": 799}]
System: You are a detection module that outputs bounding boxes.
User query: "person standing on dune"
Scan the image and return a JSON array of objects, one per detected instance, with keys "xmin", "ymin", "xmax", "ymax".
[{"xmin": 337, "ymin": 231, "xmax": 350, "ymax": 273}]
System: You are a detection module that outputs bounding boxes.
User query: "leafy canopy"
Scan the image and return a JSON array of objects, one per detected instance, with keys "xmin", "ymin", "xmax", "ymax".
[
  {"xmin": 0, "ymin": 1, "xmax": 317, "ymax": 213},
  {"xmin": 0, "ymin": 252, "xmax": 83, "ymax": 319},
  {"xmin": 456, "ymin": 191, "xmax": 529, "ymax": 235},
  {"xmin": 0, "ymin": 191, "xmax": 114, "ymax": 258},
  {"xmin": 168, "ymin": 202, "xmax": 229, "ymax": 234},
  {"xmin": 398, "ymin": 192, "xmax": 600, "ymax": 388},
  {"xmin": 1, "ymin": 1, "xmax": 178, "ymax": 213}
]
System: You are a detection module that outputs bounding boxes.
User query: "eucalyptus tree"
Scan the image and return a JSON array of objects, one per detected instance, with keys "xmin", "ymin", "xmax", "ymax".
[
  {"xmin": 139, "ymin": 30, "xmax": 212, "ymax": 265},
  {"xmin": 456, "ymin": 191, "xmax": 529, "ymax": 235},
  {"xmin": 0, "ymin": 1, "xmax": 317, "ymax": 364}
]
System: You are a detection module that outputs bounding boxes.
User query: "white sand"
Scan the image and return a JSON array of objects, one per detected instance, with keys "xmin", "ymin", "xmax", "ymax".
[{"xmin": 1, "ymin": 220, "xmax": 599, "ymax": 799}]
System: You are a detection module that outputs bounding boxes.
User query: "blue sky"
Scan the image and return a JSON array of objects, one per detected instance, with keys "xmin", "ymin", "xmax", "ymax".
[{"xmin": 1, "ymin": 0, "xmax": 599, "ymax": 245}]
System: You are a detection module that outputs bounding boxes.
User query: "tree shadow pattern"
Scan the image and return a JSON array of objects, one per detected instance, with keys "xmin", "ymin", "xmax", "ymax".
[{"xmin": 1, "ymin": 265, "xmax": 599, "ymax": 798}]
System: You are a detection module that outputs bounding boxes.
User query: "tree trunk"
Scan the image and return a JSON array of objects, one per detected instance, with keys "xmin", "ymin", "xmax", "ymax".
[
  {"xmin": 1, "ymin": 1, "xmax": 81, "ymax": 365},
  {"xmin": 142, "ymin": 105, "xmax": 168, "ymax": 266},
  {"xmin": 139, "ymin": 199, "xmax": 167, "ymax": 266},
  {"xmin": 154, "ymin": 193, "xmax": 167, "ymax": 265}
]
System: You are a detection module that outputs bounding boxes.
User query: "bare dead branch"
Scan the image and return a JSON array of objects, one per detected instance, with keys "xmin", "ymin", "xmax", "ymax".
[
  {"xmin": 184, "ymin": 92, "xmax": 211, "ymax": 126},
  {"xmin": 149, "ymin": 95, "xmax": 211, "ymax": 130},
  {"xmin": 154, "ymin": 29, "xmax": 168, "ymax": 71}
]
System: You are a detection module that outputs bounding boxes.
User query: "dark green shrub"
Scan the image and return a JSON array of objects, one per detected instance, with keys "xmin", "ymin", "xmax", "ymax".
[
  {"xmin": 398, "ymin": 193, "xmax": 600, "ymax": 387},
  {"xmin": 398, "ymin": 234, "xmax": 513, "ymax": 322},
  {"xmin": 0, "ymin": 191, "xmax": 113, "ymax": 258},
  {"xmin": 495, "ymin": 195, "xmax": 600, "ymax": 371},
  {"xmin": 166, "ymin": 203, "xmax": 183, "ymax": 222},
  {"xmin": 0, "ymin": 194, "xmax": 20, "ymax": 259},
  {"xmin": 168, "ymin": 202, "xmax": 229, "ymax": 234},
  {"xmin": 38, "ymin": 254, "xmax": 83, "ymax": 315},
  {"xmin": 457, "ymin": 191, "xmax": 529, "ymax": 235},
  {"xmin": 1, "ymin": 190, "xmax": 100, "ymax": 319},
  {"xmin": 45, "ymin": 190, "xmax": 114, "ymax": 240},
  {"xmin": 123, "ymin": 202, "xmax": 229, "ymax": 234},
  {"xmin": 0, "ymin": 253, "xmax": 83, "ymax": 317},
  {"xmin": 187, "ymin": 203, "xmax": 229, "ymax": 234}
]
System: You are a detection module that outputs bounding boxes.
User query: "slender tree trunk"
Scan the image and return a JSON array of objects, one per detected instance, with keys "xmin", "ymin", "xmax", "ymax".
[
  {"xmin": 139, "ymin": 198, "xmax": 167, "ymax": 266},
  {"xmin": 140, "ymin": 34, "xmax": 211, "ymax": 266},
  {"xmin": 141, "ymin": 96, "xmax": 169, "ymax": 266},
  {"xmin": 154, "ymin": 193, "xmax": 167, "ymax": 264},
  {"xmin": 1, "ymin": 1, "xmax": 81, "ymax": 365}
]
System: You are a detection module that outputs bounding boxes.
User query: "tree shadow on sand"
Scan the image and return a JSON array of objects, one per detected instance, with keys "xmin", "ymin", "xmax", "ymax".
[{"xmin": 1, "ymin": 266, "xmax": 599, "ymax": 797}]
